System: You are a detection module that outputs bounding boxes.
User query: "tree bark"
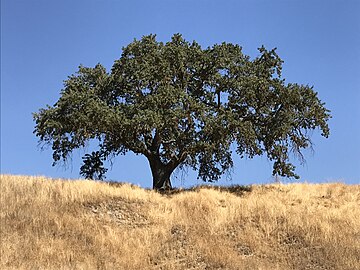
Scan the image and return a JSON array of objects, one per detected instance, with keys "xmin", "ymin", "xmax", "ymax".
[{"xmin": 148, "ymin": 156, "xmax": 174, "ymax": 190}]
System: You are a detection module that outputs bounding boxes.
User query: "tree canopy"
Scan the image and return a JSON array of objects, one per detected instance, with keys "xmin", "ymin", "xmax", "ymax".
[{"xmin": 33, "ymin": 34, "xmax": 330, "ymax": 189}]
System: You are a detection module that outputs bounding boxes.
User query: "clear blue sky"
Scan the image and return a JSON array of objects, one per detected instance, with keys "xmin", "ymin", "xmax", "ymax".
[{"xmin": 1, "ymin": 0, "xmax": 359, "ymax": 187}]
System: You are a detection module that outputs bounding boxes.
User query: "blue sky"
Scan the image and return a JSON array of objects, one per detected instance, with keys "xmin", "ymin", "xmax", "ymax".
[{"xmin": 1, "ymin": 0, "xmax": 359, "ymax": 187}]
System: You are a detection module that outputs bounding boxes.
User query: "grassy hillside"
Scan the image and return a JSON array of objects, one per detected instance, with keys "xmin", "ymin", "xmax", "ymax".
[{"xmin": 1, "ymin": 175, "xmax": 359, "ymax": 270}]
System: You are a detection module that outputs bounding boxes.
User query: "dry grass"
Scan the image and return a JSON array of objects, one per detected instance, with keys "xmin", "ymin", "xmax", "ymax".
[{"xmin": 1, "ymin": 174, "xmax": 359, "ymax": 270}]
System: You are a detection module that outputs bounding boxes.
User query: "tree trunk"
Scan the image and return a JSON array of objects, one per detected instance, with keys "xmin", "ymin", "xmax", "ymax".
[{"xmin": 148, "ymin": 157, "xmax": 174, "ymax": 190}]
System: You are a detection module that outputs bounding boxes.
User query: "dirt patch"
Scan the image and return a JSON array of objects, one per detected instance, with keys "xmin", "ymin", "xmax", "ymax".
[{"xmin": 84, "ymin": 198, "xmax": 151, "ymax": 228}]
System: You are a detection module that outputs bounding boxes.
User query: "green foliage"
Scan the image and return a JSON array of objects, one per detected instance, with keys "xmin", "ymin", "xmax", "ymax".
[
  {"xmin": 33, "ymin": 34, "xmax": 331, "ymax": 185},
  {"xmin": 80, "ymin": 151, "xmax": 108, "ymax": 180}
]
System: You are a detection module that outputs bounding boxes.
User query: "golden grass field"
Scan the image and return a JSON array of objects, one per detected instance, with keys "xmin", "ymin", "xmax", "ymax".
[{"xmin": 1, "ymin": 174, "xmax": 359, "ymax": 269}]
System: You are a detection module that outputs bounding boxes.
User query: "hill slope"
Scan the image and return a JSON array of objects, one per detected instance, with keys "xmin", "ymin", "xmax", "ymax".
[{"xmin": 1, "ymin": 175, "xmax": 359, "ymax": 269}]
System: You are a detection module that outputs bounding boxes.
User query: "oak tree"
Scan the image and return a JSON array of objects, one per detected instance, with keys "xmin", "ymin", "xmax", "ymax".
[{"xmin": 33, "ymin": 34, "xmax": 330, "ymax": 189}]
